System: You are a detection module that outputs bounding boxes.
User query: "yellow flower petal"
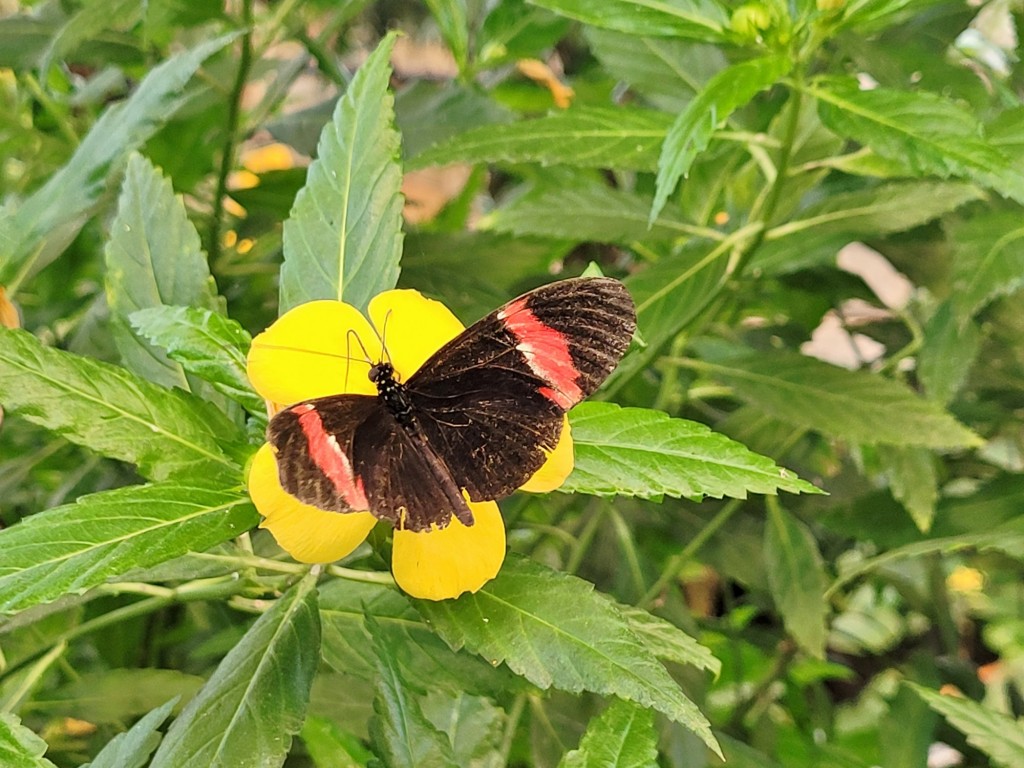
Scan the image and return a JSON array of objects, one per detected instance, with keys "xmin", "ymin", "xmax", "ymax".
[
  {"xmin": 367, "ymin": 289, "xmax": 466, "ymax": 380},
  {"xmin": 247, "ymin": 300, "xmax": 382, "ymax": 404},
  {"xmin": 248, "ymin": 443, "xmax": 377, "ymax": 563},
  {"xmin": 391, "ymin": 499, "xmax": 506, "ymax": 600},
  {"xmin": 520, "ymin": 416, "xmax": 574, "ymax": 493}
]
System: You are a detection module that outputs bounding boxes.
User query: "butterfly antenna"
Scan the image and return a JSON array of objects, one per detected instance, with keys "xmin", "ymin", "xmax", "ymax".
[
  {"xmin": 380, "ymin": 309, "xmax": 394, "ymax": 366},
  {"xmin": 345, "ymin": 329, "xmax": 373, "ymax": 389}
]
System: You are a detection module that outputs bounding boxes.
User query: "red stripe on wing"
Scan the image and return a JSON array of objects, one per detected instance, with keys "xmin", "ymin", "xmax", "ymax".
[
  {"xmin": 499, "ymin": 297, "xmax": 582, "ymax": 409},
  {"xmin": 293, "ymin": 403, "xmax": 369, "ymax": 509}
]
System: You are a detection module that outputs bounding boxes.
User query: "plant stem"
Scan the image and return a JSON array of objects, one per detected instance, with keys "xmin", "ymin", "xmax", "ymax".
[
  {"xmin": 641, "ymin": 499, "xmax": 743, "ymax": 609},
  {"xmin": 209, "ymin": 0, "xmax": 254, "ymax": 266}
]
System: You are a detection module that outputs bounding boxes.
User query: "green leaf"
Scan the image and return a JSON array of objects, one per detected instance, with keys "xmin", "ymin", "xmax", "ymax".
[
  {"xmin": 559, "ymin": 698, "xmax": 657, "ymax": 768},
  {"xmin": 564, "ymin": 402, "xmax": 818, "ymax": 499},
  {"xmin": 879, "ymin": 682, "xmax": 939, "ymax": 768},
  {"xmin": 839, "ymin": 0, "xmax": 951, "ymax": 33},
  {"xmin": 130, "ymin": 305, "xmax": 265, "ymax": 417},
  {"xmin": 813, "ymin": 82, "xmax": 1024, "ymax": 204},
  {"xmin": 42, "ymin": 669, "xmax": 201, "ymax": 723},
  {"xmin": 420, "ymin": 692, "xmax": 504, "ymax": 768},
  {"xmin": 909, "ymin": 684, "xmax": 1024, "ymax": 768},
  {"xmin": 280, "ymin": 32, "xmax": 403, "ymax": 315},
  {"xmin": 39, "ymin": 0, "xmax": 140, "ymax": 80},
  {"xmin": 763, "ymin": 180, "xmax": 983, "ymax": 245},
  {"xmin": 150, "ymin": 574, "xmax": 321, "ymax": 768},
  {"xmin": 483, "ymin": 184, "xmax": 704, "ymax": 242},
  {"xmin": 584, "ymin": 28, "xmax": 726, "ymax": 112},
  {"xmin": 81, "ymin": 699, "xmax": 176, "ymax": 768},
  {"xmin": 700, "ymin": 351, "xmax": 981, "ymax": 448},
  {"xmin": 608, "ymin": 243, "xmax": 731, "ymax": 391},
  {"xmin": 764, "ymin": 500, "xmax": 829, "ymax": 658},
  {"xmin": 0, "ymin": 33, "xmax": 237, "ymax": 292},
  {"xmin": 878, "ymin": 445, "xmax": 938, "ymax": 533},
  {"xmin": 948, "ymin": 210, "xmax": 1024, "ymax": 321},
  {"xmin": 424, "ymin": 0, "xmax": 469, "ymax": 71},
  {"xmin": 411, "ymin": 107, "xmax": 672, "ymax": 172},
  {"xmin": 301, "ymin": 715, "xmax": 374, "ymax": 768},
  {"xmin": 105, "ymin": 153, "xmax": 221, "ymax": 391},
  {"xmin": 617, "ymin": 604, "xmax": 721, "ymax": 674},
  {"xmin": 528, "ymin": 0, "xmax": 728, "ymax": 41},
  {"xmin": 318, "ymin": 580, "xmax": 515, "ymax": 695},
  {"xmin": 416, "ymin": 554, "xmax": 721, "ymax": 756},
  {"xmin": 0, "ymin": 481, "xmax": 256, "ymax": 614},
  {"xmin": 0, "ymin": 327, "xmax": 243, "ymax": 482},
  {"xmin": 0, "ymin": 713, "xmax": 56, "ymax": 768},
  {"xmin": 651, "ymin": 55, "xmax": 791, "ymax": 223},
  {"xmin": 917, "ymin": 301, "xmax": 981, "ymax": 405},
  {"xmin": 368, "ymin": 616, "xmax": 458, "ymax": 768}
]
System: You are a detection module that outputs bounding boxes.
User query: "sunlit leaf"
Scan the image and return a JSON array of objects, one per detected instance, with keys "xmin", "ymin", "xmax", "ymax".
[
  {"xmin": 559, "ymin": 698, "xmax": 657, "ymax": 768},
  {"xmin": 529, "ymin": 0, "xmax": 728, "ymax": 42},
  {"xmin": 83, "ymin": 699, "xmax": 176, "ymax": 768},
  {"xmin": 0, "ymin": 482, "xmax": 256, "ymax": 614},
  {"xmin": 0, "ymin": 712, "xmax": 56, "ymax": 768},
  {"xmin": 652, "ymin": 55, "xmax": 790, "ymax": 223},
  {"xmin": 813, "ymin": 82, "xmax": 1024, "ymax": 203},
  {"xmin": 910, "ymin": 684, "xmax": 1024, "ymax": 768},
  {"xmin": 411, "ymin": 107, "xmax": 672, "ymax": 172},
  {"xmin": 130, "ymin": 305, "xmax": 264, "ymax": 417},
  {"xmin": 150, "ymin": 574, "xmax": 320, "ymax": 768},
  {"xmin": 701, "ymin": 351, "xmax": 981, "ymax": 448},
  {"xmin": 0, "ymin": 328, "xmax": 243, "ymax": 482},
  {"xmin": 565, "ymin": 402, "xmax": 819, "ymax": 499},
  {"xmin": 483, "ymin": 184, "xmax": 702, "ymax": 242},
  {"xmin": 416, "ymin": 555, "xmax": 721, "ymax": 756},
  {"xmin": 280, "ymin": 32, "xmax": 403, "ymax": 314},
  {"xmin": 105, "ymin": 153, "xmax": 221, "ymax": 391},
  {"xmin": 318, "ymin": 580, "xmax": 516, "ymax": 696}
]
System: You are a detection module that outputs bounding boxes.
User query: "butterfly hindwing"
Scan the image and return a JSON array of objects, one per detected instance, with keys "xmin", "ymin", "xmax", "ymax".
[{"xmin": 268, "ymin": 396, "xmax": 376, "ymax": 514}]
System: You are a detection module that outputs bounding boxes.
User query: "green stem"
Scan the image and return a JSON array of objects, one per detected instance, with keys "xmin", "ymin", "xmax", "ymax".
[
  {"xmin": 565, "ymin": 505, "xmax": 605, "ymax": 575},
  {"xmin": 730, "ymin": 76, "xmax": 806, "ymax": 280},
  {"xmin": 497, "ymin": 693, "xmax": 528, "ymax": 766},
  {"xmin": 724, "ymin": 640, "xmax": 797, "ymax": 732},
  {"xmin": 22, "ymin": 74, "xmax": 79, "ymax": 147},
  {"xmin": 209, "ymin": 0, "xmax": 254, "ymax": 266},
  {"xmin": 609, "ymin": 507, "xmax": 647, "ymax": 601},
  {"xmin": 641, "ymin": 499, "xmax": 743, "ymax": 609},
  {"xmin": 927, "ymin": 554, "xmax": 960, "ymax": 656},
  {"xmin": 0, "ymin": 641, "xmax": 66, "ymax": 713}
]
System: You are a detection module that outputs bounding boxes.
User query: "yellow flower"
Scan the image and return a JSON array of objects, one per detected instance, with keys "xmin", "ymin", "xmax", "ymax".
[{"xmin": 245, "ymin": 289, "xmax": 574, "ymax": 600}]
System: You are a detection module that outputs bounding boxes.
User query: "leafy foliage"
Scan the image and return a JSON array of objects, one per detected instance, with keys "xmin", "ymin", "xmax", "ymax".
[
  {"xmin": 279, "ymin": 31, "xmax": 403, "ymax": 314},
  {"xmin": 2, "ymin": 0, "xmax": 1024, "ymax": 766}
]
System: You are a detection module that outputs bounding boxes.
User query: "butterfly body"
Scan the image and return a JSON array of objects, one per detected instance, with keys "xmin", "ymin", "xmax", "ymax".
[{"xmin": 268, "ymin": 277, "xmax": 636, "ymax": 532}]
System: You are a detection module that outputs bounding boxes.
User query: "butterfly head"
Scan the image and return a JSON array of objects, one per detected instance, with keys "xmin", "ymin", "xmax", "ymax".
[{"xmin": 368, "ymin": 361, "xmax": 396, "ymax": 384}]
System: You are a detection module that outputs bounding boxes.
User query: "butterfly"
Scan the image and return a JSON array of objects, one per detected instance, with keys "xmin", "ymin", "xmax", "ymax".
[{"xmin": 267, "ymin": 276, "xmax": 637, "ymax": 532}]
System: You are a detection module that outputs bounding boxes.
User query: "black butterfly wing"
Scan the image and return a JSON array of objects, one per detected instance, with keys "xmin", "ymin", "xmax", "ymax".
[
  {"xmin": 269, "ymin": 396, "xmax": 474, "ymax": 531},
  {"xmin": 406, "ymin": 276, "xmax": 637, "ymax": 502},
  {"xmin": 268, "ymin": 277, "xmax": 636, "ymax": 532},
  {"xmin": 268, "ymin": 396, "xmax": 378, "ymax": 514}
]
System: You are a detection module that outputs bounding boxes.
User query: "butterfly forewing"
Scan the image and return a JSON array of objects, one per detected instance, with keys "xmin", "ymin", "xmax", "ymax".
[
  {"xmin": 268, "ymin": 277, "xmax": 637, "ymax": 532},
  {"xmin": 407, "ymin": 277, "xmax": 636, "ymax": 501}
]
